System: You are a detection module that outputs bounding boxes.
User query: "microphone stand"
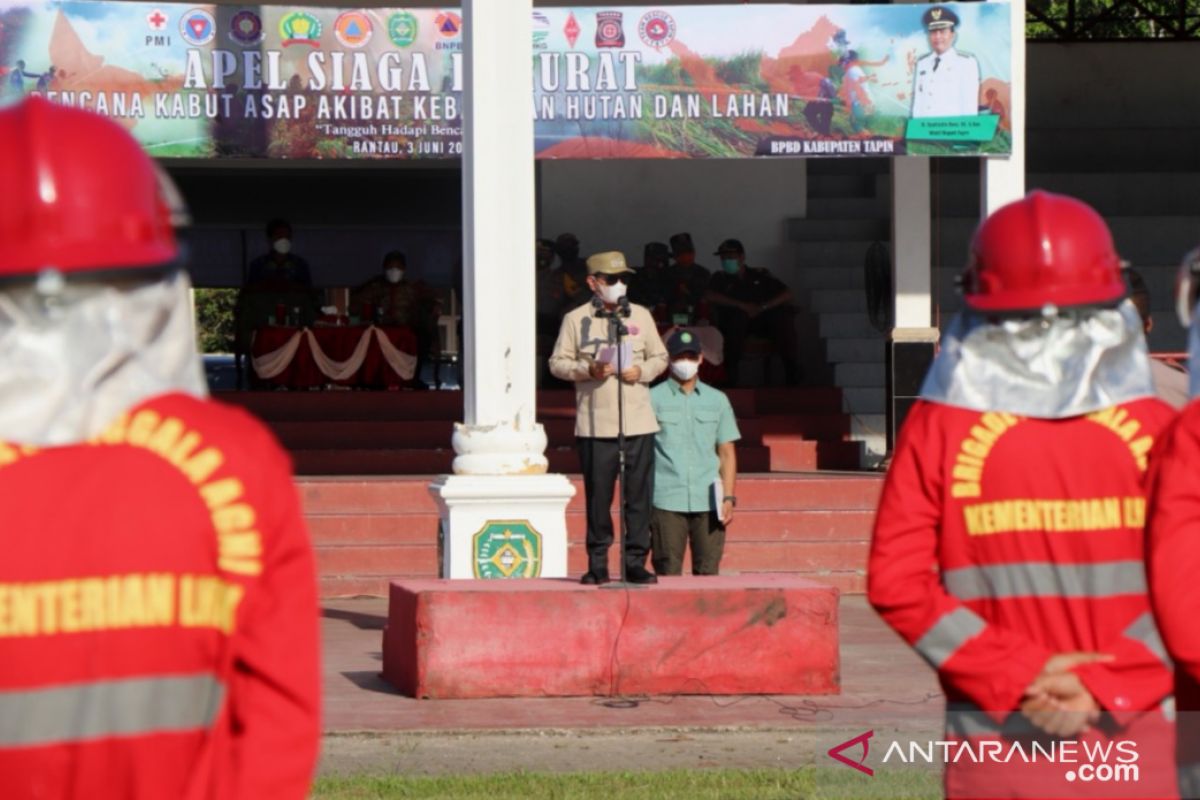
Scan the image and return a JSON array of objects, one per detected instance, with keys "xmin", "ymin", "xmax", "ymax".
[{"xmin": 596, "ymin": 296, "xmax": 641, "ymax": 588}]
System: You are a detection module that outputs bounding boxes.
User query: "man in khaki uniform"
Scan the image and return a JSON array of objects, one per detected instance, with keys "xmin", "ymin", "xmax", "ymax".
[{"xmin": 550, "ymin": 251, "xmax": 669, "ymax": 584}]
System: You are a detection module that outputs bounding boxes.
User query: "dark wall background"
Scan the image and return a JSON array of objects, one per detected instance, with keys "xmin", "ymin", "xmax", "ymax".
[{"xmin": 171, "ymin": 165, "xmax": 463, "ymax": 288}]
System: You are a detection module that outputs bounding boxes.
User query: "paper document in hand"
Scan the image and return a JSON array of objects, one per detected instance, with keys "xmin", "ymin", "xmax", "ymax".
[
  {"xmin": 597, "ymin": 342, "xmax": 633, "ymax": 366},
  {"xmin": 711, "ymin": 479, "xmax": 724, "ymax": 517}
]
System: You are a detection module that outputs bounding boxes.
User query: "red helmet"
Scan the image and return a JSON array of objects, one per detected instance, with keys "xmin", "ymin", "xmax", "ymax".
[
  {"xmin": 961, "ymin": 191, "xmax": 1126, "ymax": 313},
  {"xmin": 0, "ymin": 97, "xmax": 179, "ymax": 281}
]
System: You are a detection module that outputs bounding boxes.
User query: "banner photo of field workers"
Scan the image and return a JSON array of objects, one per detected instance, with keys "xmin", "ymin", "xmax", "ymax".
[{"xmin": 0, "ymin": 2, "xmax": 1012, "ymax": 159}]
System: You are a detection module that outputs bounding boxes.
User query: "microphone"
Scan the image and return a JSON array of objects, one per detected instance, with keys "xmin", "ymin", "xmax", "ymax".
[
  {"xmin": 617, "ymin": 296, "xmax": 632, "ymax": 318},
  {"xmin": 591, "ymin": 295, "xmax": 605, "ymax": 313}
]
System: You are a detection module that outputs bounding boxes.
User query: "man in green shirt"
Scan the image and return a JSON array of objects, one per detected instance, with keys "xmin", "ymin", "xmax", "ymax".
[{"xmin": 650, "ymin": 330, "xmax": 741, "ymax": 575}]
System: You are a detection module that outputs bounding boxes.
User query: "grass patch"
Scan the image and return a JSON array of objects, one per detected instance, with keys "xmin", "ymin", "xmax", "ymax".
[{"xmin": 312, "ymin": 767, "xmax": 940, "ymax": 799}]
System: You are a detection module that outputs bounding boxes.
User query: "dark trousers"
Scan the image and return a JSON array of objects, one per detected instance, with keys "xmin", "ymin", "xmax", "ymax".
[
  {"xmin": 651, "ymin": 508, "xmax": 726, "ymax": 575},
  {"xmin": 803, "ymin": 100, "xmax": 834, "ymax": 136},
  {"xmin": 716, "ymin": 305, "xmax": 799, "ymax": 385},
  {"xmin": 577, "ymin": 435, "xmax": 654, "ymax": 573}
]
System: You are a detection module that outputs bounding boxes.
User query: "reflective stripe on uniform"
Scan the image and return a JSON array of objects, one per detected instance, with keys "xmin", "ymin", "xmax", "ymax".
[
  {"xmin": 943, "ymin": 561, "xmax": 1147, "ymax": 601},
  {"xmin": 0, "ymin": 674, "xmax": 225, "ymax": 747},
  {"xmin": 915, "ymin": 607, "xmax": 987, "ymax": 668},
  {"xmin": 1124, "ymin": 611, "xmax": 1173, "ymax": 668}
]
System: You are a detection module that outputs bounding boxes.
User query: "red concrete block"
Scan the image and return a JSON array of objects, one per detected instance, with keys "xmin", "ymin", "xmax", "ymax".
[{"xmin": 382, "ymin": 575, "xmax": 840, "ymax": 699}]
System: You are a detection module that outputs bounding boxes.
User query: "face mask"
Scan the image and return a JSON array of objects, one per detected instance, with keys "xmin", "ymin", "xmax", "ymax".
[
  {"xmin": 675, "ymin": 253, "xmax": 695, "ymax": 267},
  {"xmin": 386, "ymin": 268, "xmax": 404, "ymax": 284},
  {"xmin": 722, "ymin": 258, "xmax": 740, "ymax": 274},
  {"xmin": 273, "ymin": 238, "xmax": 292, "ymax": 255},
  {"xmin": 598, "ymin": 281, "xmax": 627, "ymax": 305},
  {"xmin": 670, "ymin": 359, "xmax": 700, "ymax": 381}
]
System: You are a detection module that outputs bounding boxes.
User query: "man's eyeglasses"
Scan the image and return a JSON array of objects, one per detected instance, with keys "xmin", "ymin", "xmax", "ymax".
[{"xmin": 597, "ymin": 274, "xmax": 630, "ymax": 286}]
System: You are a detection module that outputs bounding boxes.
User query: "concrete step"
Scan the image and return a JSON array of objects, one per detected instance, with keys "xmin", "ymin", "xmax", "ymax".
[
  {"xmin": 318, "ymin": 569, "xmax": 867, "ymax": 597},
  {"xmin": 751, "ymin": 386, "xmax": 844, "ymax": 415},
  {"xmin": 762, "ymin": 437, "xmax": 862, "ymax": 471},
  {"xmin": 826, "ymin": 337, "xmax": 886, "ymax": 364},
  {"xmin": 757, "ymin": 413, "xmax": 851, "ymax": 440},
  {"xmin": 834, "ymin": 362, "xmax": 886, "ymax": 388},
  {"xmin": 788, "ymin": 217, "xmax": 889, "ymax": 242},
  {"xmin": 315, "ymin": 540, "xmax": 869, "ymax": 585},
  {"xmin": 290, "ymin": 444, "xmax": 776, "ymax": 475},
  {"xmin": 850, "ymin": 414, "xmax": 888, "ymax": 465},
  {"xmin": 791, "ymin": 242, "xmax": 884, "ymax": 275},
  {"xmin": 302, "ymin": 473, "xmax": 884, "ymax": 596},
  {"xmin": 818, "ymin": 312, "xmax": 882, "ymax": 339},
  {"xmin": 270, "ymin": 416, "xmax": 856, "ymax": 451},
  {"xmin": 308, "ymin": 508, "xmax": 877, "ymax": 548},
  {"xmin": 808, "ymin": 288, "xmax": 867, "ymax": 314},
  {"xmin": 218, "ymin": 389, "xmax": 577, "ymax": 422},
  {"xmin": 842, "ymin": 386, "xmax": 887, "ymax": 416},
  {"xmin": 297, "ymin": 474, "xmax": 884, "ymax": 516}
]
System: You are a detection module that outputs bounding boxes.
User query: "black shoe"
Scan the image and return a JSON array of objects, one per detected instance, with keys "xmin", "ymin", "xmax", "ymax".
[
  {"xmin": 625, "ymin": 565, "xmax": 658, "ymax": 585},
  {"xmin": 580, "ymin": 569, "xmax": 611, "ymax": 585}
]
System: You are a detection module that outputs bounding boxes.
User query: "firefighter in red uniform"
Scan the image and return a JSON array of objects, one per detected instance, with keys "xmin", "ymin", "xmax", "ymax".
[
  {"xmin": 0, "ymin": 98, "xmax": 320, "ymax": 798},
  {"xmin": 870, "ymin": 191, "xmax": 1177, "ymax": 799},
  {"xmin": 1148, "ymin": 246, "xmax": 1200, "ymax": 799}
]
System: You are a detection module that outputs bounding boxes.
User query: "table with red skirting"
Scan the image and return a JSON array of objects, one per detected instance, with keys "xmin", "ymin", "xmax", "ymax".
[{"xmin": 251, "ymin": 325, "xmax": 419, "ymax": 389}]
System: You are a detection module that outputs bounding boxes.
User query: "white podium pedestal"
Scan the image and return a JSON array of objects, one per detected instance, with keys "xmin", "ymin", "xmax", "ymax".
[{"xmin": 431, "ymin": 474, "xmax": 575, "ymax": 579}]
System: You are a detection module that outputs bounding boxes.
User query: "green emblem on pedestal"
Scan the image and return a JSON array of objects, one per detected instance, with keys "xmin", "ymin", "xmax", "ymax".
[{"xmin": 473, "ymin": 521, "xmax": 543, "ymax": 579}]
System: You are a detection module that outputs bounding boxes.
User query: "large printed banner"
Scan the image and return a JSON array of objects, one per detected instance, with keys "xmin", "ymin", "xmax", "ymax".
[{"xmin": 0, "ymin": 3, "xmax": 1012, "ymax": 159}]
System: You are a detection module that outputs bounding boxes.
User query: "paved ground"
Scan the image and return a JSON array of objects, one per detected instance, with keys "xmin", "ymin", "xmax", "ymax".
[{"xmin": 318, "ymin": 596, "xmax": 945, "ymax": 776}]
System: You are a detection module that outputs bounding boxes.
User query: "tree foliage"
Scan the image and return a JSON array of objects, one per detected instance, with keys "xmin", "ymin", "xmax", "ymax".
[
  {"xmin": 1027, "ymin": 0, "xmax": 1200, "ymax": 39},
  {"xmin": 194, "ymin": 288, "xmax": 237, "ymax": 354}
]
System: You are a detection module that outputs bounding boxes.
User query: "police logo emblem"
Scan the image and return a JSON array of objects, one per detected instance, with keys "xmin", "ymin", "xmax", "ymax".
[
  {"xmin": 228, "ymin": 10, "xmax": 263, "ymax": 46},
  {"xmin": 387, "ymin": 11, "xmax": 418, "ymax": 47},
  {"xmin": 280, "ymin": 12, "xmax": 322, "ymax": 47},
  {"xmin": 333, "ymin": 11, "xmax": 373, "ymax": 48},
  {"xmin": 638, "ymin": 10, "xmax": 675, "ymax": 49},
  {"xmin": 595, "ymin": 11, "xmax": 624, "ymax": 48},
  {"xmin": 179, "ymin": 9, "xmax": 215, "ymax": 46}
]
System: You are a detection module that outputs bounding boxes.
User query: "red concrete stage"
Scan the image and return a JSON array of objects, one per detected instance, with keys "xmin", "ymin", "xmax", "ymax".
[{"xmin": 381, "ymin": 575, "xmax": 840, "ymax": 699}]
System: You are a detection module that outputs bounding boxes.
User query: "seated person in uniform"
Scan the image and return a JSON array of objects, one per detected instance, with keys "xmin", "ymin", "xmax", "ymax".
[
  {"xmin": 666, "ymin": 232, "xmax": 712, "ymax": 325},
  {"xmin": 552, "ymin": 232, "xmax": 591, "ymax": 313},
  {"xmin": 236, "ymin": 218, "xmax": 320, "ymax": 381},
  {"xmin": 248, "ymin": 218, "xmax": 313, "ymax": 288},
  {"xmin": 629, "ymin": 241, "xmax": 672, "ymax": 322},
  {"xmin": 706, "ymin": 238, "xmax": 801, "ymax": 386},
  {"xmin": 535, "ymin": 238, "xmax": 563, "ymax": 385},
  {"xmin": 350, "ymin": 251, "xmax": 438, "ymax": 388}
]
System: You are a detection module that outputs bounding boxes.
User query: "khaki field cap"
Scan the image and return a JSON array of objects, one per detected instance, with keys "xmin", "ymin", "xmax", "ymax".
[{"xmin": 586, "ymin": 251, "xmax": 634, "ymax": 275}]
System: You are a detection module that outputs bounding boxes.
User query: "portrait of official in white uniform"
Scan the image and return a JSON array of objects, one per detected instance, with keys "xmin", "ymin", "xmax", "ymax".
[{"xmin": 910, "ymin": 6, "xmax": 981, "ymax": 118}]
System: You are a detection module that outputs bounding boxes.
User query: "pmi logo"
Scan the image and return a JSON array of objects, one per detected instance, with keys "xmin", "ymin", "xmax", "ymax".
[{"xmin": 827, "ymin": 730, "xmax": 874, "ymax": 777}]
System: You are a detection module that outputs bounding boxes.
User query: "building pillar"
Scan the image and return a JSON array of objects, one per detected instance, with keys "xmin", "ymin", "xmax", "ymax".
[
  {"xmin": 887, "ymin": 157, "xmax": 939, "ymax": 450},
  {"xmin": 431, "ymin": 0, "xmax": 574, "ymax": 580},
  {"xmin": 982, "ymin": 0, "xmax": 1026, "ymax": 214}
]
